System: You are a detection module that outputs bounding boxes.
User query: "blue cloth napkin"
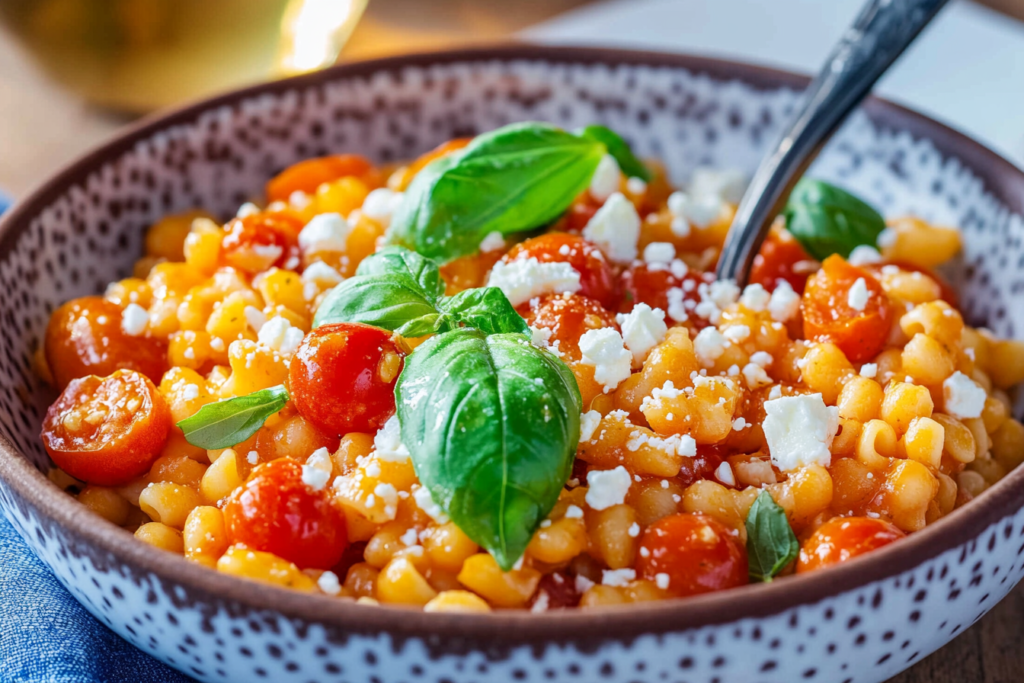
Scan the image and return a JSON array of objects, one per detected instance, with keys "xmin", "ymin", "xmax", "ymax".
[{"xmin": 0, "ymin": 192, "xmax": 192, "ymax": 682}]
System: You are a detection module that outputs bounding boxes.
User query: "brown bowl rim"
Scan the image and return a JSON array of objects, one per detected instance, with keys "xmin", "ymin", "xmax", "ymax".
[{"xmin": 2, "ymin": 43, "xmax": 1024, "ymax": 646}]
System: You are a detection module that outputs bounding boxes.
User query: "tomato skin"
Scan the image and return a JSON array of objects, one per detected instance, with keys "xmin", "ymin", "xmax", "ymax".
[
  {"xmin": 41, "ymin": 370, "xmax": 171, "ymax": 486},
  {"xmin": 636, "ymin": 513, "xmax": 748, "ymax": 598},
  {"xmin": 266, "ymin": 154, "xmax": 375, "ymax": 202},
  {"xmin": 45, "ymin": 296, "xmax": 168, "ymax": 388},
  {"xmin": 224, "ymin": 459, "xmax": 348, "ymax": 570},
  {"xmin": 802, "ymin": 255, "xmax": 893, "ymax": 363},
  {"xmin": 518, "ymin": 293, "xmax": 619, "ymax": 361},
  {"xmin": 503, "ymin": 234, "xmax": 618, "ymax": 309},
  {"xmin": 221, "ymin": 213, "xmax": 303, "ymax": 274},
  {"xmin": 676, "ymin": 445, "xmax": 726, "ymax": 489},
  {"xmin": 562, "ymin": 199, "xmax": 600, "ymax": 233},
  {"xmin": 797, "ymin": 516, "xmax": 905, "ymax": 573},
  {"xmin": 289, "ymin": 323, "xmax": 405, "ymax": 435},
  {"xmin": 750, "ymin": 229, "xmax": 813, "ymax": 294},
  {"xmin": 620, "ymin": 263, "xmax": 712, "ymax": 325}
]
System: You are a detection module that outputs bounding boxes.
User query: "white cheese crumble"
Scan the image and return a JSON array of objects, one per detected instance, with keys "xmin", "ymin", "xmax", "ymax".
[
  {"xmin": 762, "ymin": 393, "xmax": 840, "ymax": 471},
  {"xmin": 643, "ymin": 242, "xmax": 676, "ymax": 265},
  {"xmin": 768, "ymin": 281, "xmax": 801, "ymax": 322},
  {"xmin": 298, "ymin": 213, "xmax": 349, "ymax": 253},
  {"xmin": 181, "ymin": 384, "xmax": 200, "ymax": 401},
  {"xmin": 715, "ymin": 461, "xmax": 736, "ymax": 487},
  {"xmin": 530, "ymin": 591, "xmax": 550, "ymax": 613},
  {"xmin": 373, "ymin": 415, "xmax": 411, "ymax": 462},
  {"xmin": 750, "ymin": 351, "xmax": 773, "ymax": 368},
  {"xmin": 655, "ymin": 573, "xmax": 671, "ymax": 590},
  {"xmin": 121, "ymin": 303, "xmax": 149, "ymax": 336},
  {"xmin": 257, "ymin": 317, "xmax": 305, "ymax": 356},
  {"xmin": 943, "ymin": 371, "xmax": 987, "ymax": 419},
  {"xmin": 585, "ymin": 466, "xmax": 632, "ymax": 510},
  {"xmin": 485, "ymin": 257, "xmax": 581, "ymax": 307},
  {"xmin": 301, "ymin": 448, "xmax": 332, "ymax": 491},
  {"xmin": 626, "ymin": 177, "xmax": 648, "ymax": 195},
  {"xmin": 768, "ymin": 385, "xmax": 783, "ymax": 400},
  {"xmin": 361, "ymin": 188, "xmax": 404, "ymax": 226},
  {"xmin": 739, "ymin": 284, "xmax": 771, "ymax": 312},
  {"xmin": 693, "ymin": 327, "xmax": 729, "ymax": 366},
  {"xmin": 582, "ymin": 192, "xmax": 641, "ymax": 262},
  {"xmin": 302, "ymin": 261, "xmax": 344, "ymax": 286},
  {"xmin": 743, "ymin": 363, "xmax": 772, "ymax": 390},
  {"xmin": 628, "ymin": 522, "xmax": 641, "ymax": 538},
  {"xmin": 848, "ymin": 245, "xmax": 884, "ymax": 266},
  {"xmin": 666, "ymin": 287, "xmax": 688, "ymax": 323},
  {"xmin": 589, "ymin": 154, "xmax": 622, "ymax": 202},
  {"xmin": 668, "ymin": 191, "xmax": 723, "ymax": 229},
  {"xmin": 575, "ymin": 575, "xmax": 596, "ymax": 594},
  {"xmin": 564, "ymin": 505, "xmax": 584, "ymax": 520},
  {"xmin": 317, "ymin": 570, "xmax": 342, "ymax": 596},
  {"xmin": 236, "ymin": 202, "xmax": 260, "ymax": 218},
  {"xmin": 244, "ymin": 305, "xmax": 267, "ymax": 333},
  {"xmin": 847, "ymin": 277, "xmax": 870, "ymax": 311},
  {"xmin": 580, "ymin": 410, "xmax": 602, "ymax": 442},
  {"xmin": 689, "ymin": 168, "xmax": 748, "ymax": 204},
  {"xmin": 860, "ymin": 363, "xmax": 878, "ymax": 379},
  {"xmin": 602, "ymin": 568, "xmax": 636, "ymax": 587},
  {"xmin": 247, "ymin": 450, "xmax": 259, "ymax": 465},
  {"xmin": 723, "ymin": 324, "xmax": 750, "ymax": 343},
  {"xmin": 412, "ymin": 485, "xmax": 449, "ymax": 524},
  {"xmin": 578, "ymin": 328, "xmax": 632, "ymax": 393},
  {"xmin": 877, "ymin": 227, "xmax": 898, "ymax": 249},
  {"xmin": 617, "ymin": 303, "xmax": 668, "ymax": 364},
  {"xmin": 479, "ymin": 231, "xmax": 506, "ymax": 253}
]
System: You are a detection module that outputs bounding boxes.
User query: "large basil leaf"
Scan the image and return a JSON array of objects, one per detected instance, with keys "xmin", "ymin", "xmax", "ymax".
[
  {"xmin": 745, "ymin": 490, "xmax": 799, "ymax": 582},
  {"xmin": 355, "ymin": 245, "xmax": 446, "ymax": 301},
  {"xmin": 577, "ymin": 125, "xmax": 651, "ymax": 181},
  {"xmin": 313, "ymin": 275, "xmax": 446, "ymax": 337},
  {"xmin": 397, "ymin": 330, "xmax": 581, "ymax": 569},
  {"xmin": 783, "ymin": 178, "xmax": 886, "ymax": 261},
  {"xmin": 387, "ymin": 122, "xmax": 606, "ymax": 262},
  {"xmin": 440, "ymin": 287, "xmax": 529, "ymax": 336},
  {"xmin": 178, "ymin": 385, "xmax": 289, "ymax": 450}
]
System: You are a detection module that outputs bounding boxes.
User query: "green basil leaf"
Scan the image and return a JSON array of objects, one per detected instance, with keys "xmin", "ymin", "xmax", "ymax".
[
  {"xmin": 313, "ymin": 274, "xmax": 447, "ymax": 337},
  {"xmin": 177, "ymin": 385, "xmax": 289, "ymax": 450},
  {"xmin": 387, "ymin": 122, "xmax": 606, "ymax": 262},
  {"xmin": 577, "ymin": 125, "xmax": 652, "ymax": 181},
  {"xmin": 440, "ymin": 287, "xmax": 529, "ymax": 336},
  {"xmin": 783, "ymin": 178, "xmax": 886, "ymax": 261},
  {"xmin": 355, "ymin": 245, "xmax": 446, "ymax": 301},
  {"xmin": 745, "ymin": 489, "xmax": 799, "ymax": 582},
  {"xmin": 397, "ymin": 330, "xmax": 581, "ymax": 570}
]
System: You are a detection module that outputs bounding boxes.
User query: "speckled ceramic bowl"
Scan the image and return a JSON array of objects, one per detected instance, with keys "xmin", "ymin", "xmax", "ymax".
[{"xmin": 2, "ymin": 46, "xmax": 1024, "ymax": 683}]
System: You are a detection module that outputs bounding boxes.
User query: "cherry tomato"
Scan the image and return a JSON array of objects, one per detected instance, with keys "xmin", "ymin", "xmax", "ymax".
[
  {"xmin": 676, "ymin": 445, "xmax": 726, "ymax": 489},
  {"xmin": 562, "ymin": 198, "xmax": 600, "ymax": 233},
  {"xmin": 289, "ymin": 323, "xmax": 405, "ymax": 435},
  {"xmin": 636, "ymin": 513, "xmax": 748, "ymax": 598},
  {"xmin": 266, "ymin": 154, "xmax": 375, "ymax": 202},
  {"xmin": 45, "ymin": 296, "xmax": 168, "ymax": 388},
  {"xmin": 41, "ymin": 370, "xmax": 171, "ymax": 486},
  {"xmin": 221, "ymin": 213, "xmax": 303, "ymax": 274},
  {"xmin": 802, "ymin": 255, "xmax": 893, "ymax": 363},
  {"xmin": 797, "ymin": 516, "xmax": 905, "ymax": 573},
  {"xmin": 749, "ymin": 229, "xmax": 814, "ymax": 294},
  {"xmin": 527, "ymin": 571, "xmax": 581, "ymax": 610},
  {"xmin": 503, "ymin": 233, "xmax": 618, "ymax": 309},
  {"xmin": 224, "ymin": 459, "xmax": 348, "ymax": 569},
  {"xmin": 620, "ymin": 262, "xmax": 713, "ymax": 326},
  {"xmin": 518, "ymin": 293, "xmax": 619, "ymax": 361}
]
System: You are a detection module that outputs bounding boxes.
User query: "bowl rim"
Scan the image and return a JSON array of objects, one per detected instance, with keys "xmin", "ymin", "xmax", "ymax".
[{"xmin": 2, "ymin": 43, "xmax": 1024, "ymax": 646}]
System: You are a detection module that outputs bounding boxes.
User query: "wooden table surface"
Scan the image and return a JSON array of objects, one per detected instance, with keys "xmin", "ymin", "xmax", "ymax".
[{"xmin": 2, "ymin": 3, "xmax": 1023, "ymax": 681}]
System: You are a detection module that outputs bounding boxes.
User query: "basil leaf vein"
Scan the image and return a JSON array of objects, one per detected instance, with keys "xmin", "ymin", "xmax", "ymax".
[
  {"xmin": 397, "ymin": 330, "xmax": 581, "ymax": 570},
  {"xmin": 783, "ymin": 178, "xmax": 886, "ymax": 261},
  {"xmin": 177, "ymin": 385, "xmax": 289, "ymax": 450},
  {"xmin": 577, "ymin": 125, "xmax": 651, "ymax": 181},
  {"xmin": 440, "ymin": 287, "xmax": 529, "ymax": 336},
  {"xmin": 745, "ymin": 489, "xmax": 799, "ymax": 582}
]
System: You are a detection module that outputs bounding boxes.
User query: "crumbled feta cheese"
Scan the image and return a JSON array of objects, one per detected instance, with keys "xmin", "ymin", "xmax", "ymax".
[
  {"xmin": 301, "ymin": 464, "xmax": 330, "ymax": 491},
  {"xmin": 693, "ymin": 327, "xmax": 729, "ymax": 366},
  {"xmin": 361, "ymin": 188, "xmax": 404, "ymax": 226},
  {"xmin": 298, "ymin": 213, "xmax": 349, "ymax": 253},
  {"xmin": 585, "ymin": 466, "xmax": 632, "ymax": 510},
  {"xmin": 486, "ymin": 257, "xmax": 581, "ymax": 307},
  {"xmin": 668, "ymin": 191, "xmax": 723, "ymax": 229},
  {"xmin": 302, "ymin": 261, "xmax": 344, "ymax": 286},
  {"xmin": 877, "ymin": 227, "xmax": 898, "ymax": 249},
  {"xmin": 670, "ymin": 215, "xmax": 691, "ymax": 238},
  {"xmin": 847, "ymin": 277, "xmax": 870, "ymax": 311},
  {"xmin": 739, "ymin": 284, "xmax": 771, "ymax": 312},
  {"xmin": 289, "ymin": 191, "xmax": 312, "ymax": 210},
  {"xmin": 768, "ymin": 281, "xmax": 801, "ymax": 322},
  {"xmin": 768, "ymin": 385, "xmax": 783, "ymax": 400},
  {"xmin": 372, "ymin": 483, "xmax": 399, "ymax": 518},
  {"xmin": 582, "ymin": 192, "xmax": 641, "ymax": 262},
  {"xmin": 666, "ymin": 287, "xmax": 688, "ymax": 323},
  {"xmin": 743, "ymin": 363, "xmax": 772, "ymax": 390},
  {"xmin": 530, "ymin": 591, "xmax": 550, "ymax": 613},
  {"xmin": 860, "ymin": 363, "xmax": 878, "ymax": 379},
  {"xmin": 628, "ymin": 522, "xmax": 641, "ymax": 538},
  {"xmin": 723, "ymin": 324, "xmax": 750, "ymax": 343},
  {"xmin": 626, "ymin": 430, "xmax": 697, "ymax": 457},
  {"xmin": 580, "ymin": 410, "xmax": 602, "ymax": 442},
  {"xmin": 257, "ymin": 317, "xmax": 305, "ymax": 356},
  {"xmin": 943, "ymin": 371, "xmax": 986, "ymax": 419},
  {"xmin": 121, "ymin": 303, "xmax": 149, "ymax": 336},
  {"xmin": 306, "ymin": 446, "xmax": 333, "ymax": 474},
  {"xmin": 689, "ymin": 168, "xmax": 748, "ymax": 204},
  {"xmin": 244, "ymin": 305, "xmax": 267, "ymax": 332},
  {"xmin": 732, "ymin": 417, "xmax": 748, "ymax": 431},
  {"xmin": 399, "ymin": 527, "xmax": 419, "ymax": 547},
  {"xmin": 727, "ymin": 364, "xmax": 740, "ymax": 377},
  {"xmin": 579, "ymin": 328, "xmax": 632, "ymax": 393},
  {"xmin": 643, "ymin": 242, "xmax": 676, "ymax": 265},
  {"xmin": 617, "ymin": 303, "xmax": 668, "ymax": 364},
  {"xmin": 565, "ymin": 505, "xmax": 584, "ymax": 520},
  {"xmin": 181, "ymin": 384, "xmax": 200, "ymax": 401},
  {"xmin": 317, "ymin": 570, "xmax": 342, "ymax": 596},
  {"xmin": 247, "ymin": 450, "xmax": 259, "ymax": 465},
  {"xmin": 236, "ymin": 202, "xmax": 260, "ymax": 218},
  {"xmin": 655, "ymin": 573, "xmax": 671, "ymax": 590},
  {"xmin": 848, "ymin": 245, "xmax": 884, "ymax": 266},
  {"xmin": 479, "ymin": 231, "xmax": 506, "ymax": 253},
  {"xmin": 575, "ymin": 575, "xmax": 596, "ymax": 594},
  {"xmin": 589, "ymin": 154, "xmax": 622, "ymax": 202},
  {"xmin": 373, "ymin": 415, "xmax": 411, "ymax": 462},
  {"xmin": 210, "ymin": 337, "xmax": 225, "ymax": 352},
  {"xmin": 750, "ymin": 351, "xmax": 773, "ymax": 368},
  {"xmin": 763, "ymin": 393, "xmax": 840, "ymax": 471},
  {"xmin": 715, "ymin": 462, "xmax": 736, "ymax": 486},
  {"xmin": 413, "ymin": 485, "xmax": 449, "ymax": 524},
  {"xmin": 602, "ymin": 568, "xmax": 636, "ymax": 587},
  {"xmin": 626, "ymin": 177, "xmax": 648, "ymax": 195}
]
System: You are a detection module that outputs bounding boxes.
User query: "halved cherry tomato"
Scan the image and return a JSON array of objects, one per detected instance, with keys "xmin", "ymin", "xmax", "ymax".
[
  {"xmin": 518, "ymin": 293, "xmax": 619, "ymax": 361},
  {"xmin": 636, "ymin": 513, "xmax": 748, "ymax": 597},
  {"xmin": 221, "ymin": 213, "xmax": 303, "ymax": 274},
  {"xmin": 223, "ymin": 459, "xmax": 348, "ymax": 570},
  {"xmin": 527, "ymin": 571, "xmax": 581, "ymax": 610},
  {"xmin": 289, "ymin": 323, "xmax": 406, "ymax": 435},
  {"xmin": 41, "ymin": 370, "xmax": 171, "ymax": 486},
  {"xmin": 266, "ymin": 154, "xmax": 375, "ymax": 202},
  {"xmin": 503, "ymin": 234, "xmax": 618, "ymax": 309},
  {"xmin": 620, "ymin": 262, "xmax": 713, "ymax": 327},
  {"xmin": 676, "ymin": 444, "xmax": 726, "ymax": 489},
  {"xmin": 749, "ymin": 228, "xmax": 814, "ymax": 294},
  {"xmin": 802, "ymin": 255, "xmax": 893, "ymax": 363},
  {"xmin": 45, "ymin": 296, "xmax": 167, "ymax": 388},
  {"xmin": 797, "ymin": 516, "xmax": 905, "ymax": 573}
]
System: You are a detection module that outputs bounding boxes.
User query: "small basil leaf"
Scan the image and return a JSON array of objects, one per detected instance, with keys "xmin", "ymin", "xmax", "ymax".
[
  {"xmin": 355, "ymin": 245, "xmax": 446, "ymax": 301},
  {"xmin": 577, "ymin": 125, "xmax": 652, "ymax": 181},
  {"xmin": 397, "ymin": 330, "xmax": 581, "ymax": 570},
  {"xmin": 177, "ymin": 385, "xmax": 289, "ymax": 450},
  {"xmin": 313, "ymin": 274, "xmax": 448, "ymax": 337},
  {"xmin": 745, "ymin": 489, "xmax": 799, "ymax": 582},
  {"xmin": 783, "ymin": 178, "xmax": 886, "ymax": 261},
  {"xmin": 440, "ymin": 287, "xmax": 529, "ymax": 336},
  {"xmin": 387, "ymin": 122, "xmax": 606, "ymax": 262}
]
